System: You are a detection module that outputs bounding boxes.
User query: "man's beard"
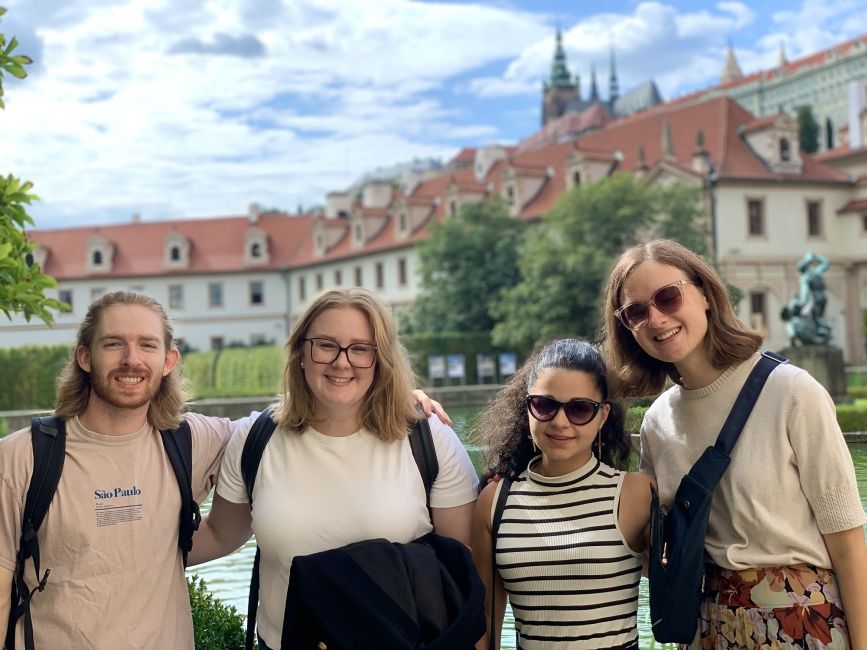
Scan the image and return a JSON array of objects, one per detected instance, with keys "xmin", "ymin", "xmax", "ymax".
[{"xmin": 89, "ymin": 363, "xmax": 163, "ymax": 411}]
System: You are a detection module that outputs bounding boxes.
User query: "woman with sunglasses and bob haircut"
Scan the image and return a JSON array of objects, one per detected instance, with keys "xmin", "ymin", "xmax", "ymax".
[
  {"xmin": 188, "ymin": 288, "xmax": 480, "ymax": 649},
  {"xmin": 603, "ymin": 239, "xmax": 867, "ymax": 649},
  {"xmin": 470, "ymin": 338, "xmax": 652, "ymax": 650}
]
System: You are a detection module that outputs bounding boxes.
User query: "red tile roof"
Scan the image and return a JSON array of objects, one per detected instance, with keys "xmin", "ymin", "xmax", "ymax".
[
  {"xmin": 29, "ymin": 212, "xmax": 315, "ymax": 280},
  {"xmin": 837, "ymin": 198, "xmax": 867, "ymax": 213}
]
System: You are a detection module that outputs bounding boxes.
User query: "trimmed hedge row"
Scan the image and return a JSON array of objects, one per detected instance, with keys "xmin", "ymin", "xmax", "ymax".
[
  {"xmin": 0, "ymin": 345, "xmax": 72, "ymax": 411},
  {"xmin": 183, "ymin": 346, "xmax": 285, "ymax": 399}
]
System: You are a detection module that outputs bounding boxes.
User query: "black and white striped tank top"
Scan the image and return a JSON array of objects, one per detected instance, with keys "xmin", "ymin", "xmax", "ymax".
[{"xmin": 493, "ymin": 455, "xmax": 642, "ymax": 649}]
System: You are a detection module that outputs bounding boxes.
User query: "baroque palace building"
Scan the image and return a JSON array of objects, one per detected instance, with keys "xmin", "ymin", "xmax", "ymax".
[
  {"xmin": 6, "ymin": 35, "xmax": 867, "ymax": 364},
  {"xmin": 687, "ymin": 35, "xmax": 867, "ymax": 152}
]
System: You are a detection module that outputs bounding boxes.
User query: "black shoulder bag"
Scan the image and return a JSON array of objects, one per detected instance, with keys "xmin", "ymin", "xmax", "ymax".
[{"xmin": 648, "ymin": 350, "xmax": 786, "ymax": 643}]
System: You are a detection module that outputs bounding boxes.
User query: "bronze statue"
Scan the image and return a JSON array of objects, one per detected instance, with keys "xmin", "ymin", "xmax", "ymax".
[{"xmin": 780, "ymin": 251, "xmax": 831, "ymax": 345}]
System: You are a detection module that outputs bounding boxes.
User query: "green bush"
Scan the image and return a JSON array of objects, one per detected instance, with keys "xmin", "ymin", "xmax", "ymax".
[
  {"xmin": 847, "ymin": 385, "xmax": 867, "ymax": 400},
  {"xmin": 187, "ymin": 575, "xmax": 250, "ymax": 649},
  {"xmin": 0, "ymin": 345, "xmax": 71, "ymax": 410},
  {"xmin": 184, "ymin": 347, "xmax": 284, "ymax": 399},
  {"xmin": 835, "ymin": 404, "xmax": 867, "ymax": 433}
]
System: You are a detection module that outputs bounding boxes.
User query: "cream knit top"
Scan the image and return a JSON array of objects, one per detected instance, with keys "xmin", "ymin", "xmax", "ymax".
[{"xmin": 640, "ymin": 353, "xmax": 866, "ymax": 570}]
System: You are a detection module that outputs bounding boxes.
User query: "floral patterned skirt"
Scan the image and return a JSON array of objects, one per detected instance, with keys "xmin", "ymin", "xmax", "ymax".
[{"xmin": 694, "ymin": 563, "xmax": 851, "ymax": 650}]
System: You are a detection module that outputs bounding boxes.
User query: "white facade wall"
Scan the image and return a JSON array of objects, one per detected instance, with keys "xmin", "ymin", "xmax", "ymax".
[
  {"xmin": 287, "ymin": 246, "xmax": 420, "ymax": 326},
  {"xmin": 1, "ymin": 272, "xmax": 290, "ymax": 353},
  {"xmin": 715, "ymin": 182, "xmax": 864, "ymax": 360}
]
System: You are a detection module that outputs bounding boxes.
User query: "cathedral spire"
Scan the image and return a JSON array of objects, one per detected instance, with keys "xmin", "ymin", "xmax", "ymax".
[
  {"xmin": 778, "ymin": 41, "xmax": 788, "ymax": 67},
  {"xmin": 609, "ymin": 46, "xmax": 619, "ymax": 103},
  {"xmin": 721, "ymin": 40, "xmax": 743, "ymax": 83},
  {"xmin": 549, "ymin": 26, "xmax": 573, "ymax": 88},
  {"xmin": 589, "ymin": 63, "xmax": 599, "ymax": 102}
]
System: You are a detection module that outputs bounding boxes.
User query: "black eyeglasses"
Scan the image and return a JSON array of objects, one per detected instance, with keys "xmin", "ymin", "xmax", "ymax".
[
  {"xmin": 526, "ymin": 395, "xmax": 602, "ymax": 426},
  {"xmin": 614, "ymin": 280, "xmax": 697, "ymax": 331},
  {"xmin": 303, "ymin": 337, "xmax": 378, "ymax": 368}
]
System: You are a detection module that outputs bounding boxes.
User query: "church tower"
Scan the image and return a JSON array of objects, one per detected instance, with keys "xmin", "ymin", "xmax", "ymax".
[
  {"xmin": 542, "ymin": 27, "xmax": 580, "ymax": 126},
  {"xmin": 721, "ymin": 41, "xmax": 743, "ymax": 84}
]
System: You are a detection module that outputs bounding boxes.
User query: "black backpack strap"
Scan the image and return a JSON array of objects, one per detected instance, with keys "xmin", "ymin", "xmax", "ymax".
[
  {"xmin": 239, "ymin": 406, "xmax": 278, "ymax": 650},
  {"xmin": 408, "ymin": 412, "xmax": 439, "ymax": 511},
  {"xmin": 488, "ymin": 477, "xmax": 512, "ymax": 650},
  {"xmin": 159, "ymin": 420, "xmax": 200, "ymax": 568},
  {"xmin": 8, "ymin": 416, "xmax": 66, "ymax": 650},
  {"xmin": 241, "ymin": 406, "xmax": 278, "ymax": 503},
  {"xmin": 714, "ymin": 351, "xmax": 786, "ymax": 455}
]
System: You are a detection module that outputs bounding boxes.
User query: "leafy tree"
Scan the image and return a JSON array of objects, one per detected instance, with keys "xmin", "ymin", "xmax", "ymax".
[
  {"xmin": 491, "ymin": 173, "xmax": 706, "ymax": 351},
  {"xmin": 407, "ymin": 196, "xmax": 527, "ymax": 333},
  {"xmin": 796, "ymin": 105, "xmax": 819, "ymax": 154},
  {"xmin": 0, "ymin": 7, "xmax": 65, "ymax": 324}
]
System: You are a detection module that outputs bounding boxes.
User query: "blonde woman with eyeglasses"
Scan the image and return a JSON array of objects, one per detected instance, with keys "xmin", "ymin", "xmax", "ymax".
[
  {"xmin": 189, "ymin": 288, "xmax": 480, "ymax": 649},
  {"xmin": 602, "ymin": 239, "xmax": 867, "ymax": 649}
]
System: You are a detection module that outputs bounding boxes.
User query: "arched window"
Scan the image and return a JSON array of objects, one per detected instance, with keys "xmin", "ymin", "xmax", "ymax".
[
  {"xmin": 250, "ymin": 242, "xmax": 261, "ymax": 258},
  {"xmin": 92, "ymin": 250, "xmax": 103, "ymax": 266},
  {"xmin": 170, "ymin": 246, "xmax": 181, "ymax": 261},
  {"xmin": 779, "ymin": 138, "xmax": 791, "ymax": 162}
]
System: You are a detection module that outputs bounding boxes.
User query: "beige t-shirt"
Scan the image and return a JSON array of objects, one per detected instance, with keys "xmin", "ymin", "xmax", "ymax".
[
  {"xmin": 640, "ymin": 353, "xmax": 866, "ymax": 570},
  {"xmin": 0, "ymin": 411, "xmax": 233, "ymax": 649}
]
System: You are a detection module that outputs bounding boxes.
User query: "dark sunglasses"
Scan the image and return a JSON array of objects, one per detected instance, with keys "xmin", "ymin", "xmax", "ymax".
[
  {"xmin": 526, "ymin": 394, "xmax": 602, "ymax": 426},
  {"xmin": 614, "ymin": 279, "xmax": 697, "ymax": 331}
]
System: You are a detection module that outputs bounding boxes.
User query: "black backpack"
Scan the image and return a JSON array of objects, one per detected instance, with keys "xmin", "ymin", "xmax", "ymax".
[
  {"xmin": 5, "ymin": 415, "xmax": 201, "ymax": 650},
  {"xmin": 239, "ymin": 406, "xmax": 449, "ymax": 650}
]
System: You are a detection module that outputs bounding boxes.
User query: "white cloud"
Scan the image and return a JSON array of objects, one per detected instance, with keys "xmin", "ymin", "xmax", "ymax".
[{"xmin": 0, "ymin": 0, "xmax": 865, "ymax": 228}]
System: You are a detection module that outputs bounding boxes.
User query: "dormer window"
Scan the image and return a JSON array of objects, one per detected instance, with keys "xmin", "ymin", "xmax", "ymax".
[
  {"xmin": 354, "ymin": 222, "xmax": 364, "ymax": 243},
  {"xmin": 506, "ymin": 185, "xmax": 515, "ymax": 206},
  {"xmin": 399, "ymin": 212, "xmax": 407, "ymax": 232},
  {"xmin": 86, "ymin": 233, "xmax": 115, "ymax": 273},
  {"xmin": 243, "ymin": 227, "xmax": 269, "ymax": 265},
  {"xmin": 780, "ymin": 138, "xmax": 791, "ymax": 162},
  {"xmin": 163, "ymin": 232, "xmax": 190, "ymax": 270}
]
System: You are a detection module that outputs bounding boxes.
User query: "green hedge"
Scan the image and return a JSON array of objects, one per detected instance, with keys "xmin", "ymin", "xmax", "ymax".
[
  {"xmin": 0, "ymin": 345, "xmax": 72, "ymax": 410},
  {"xmin": 184, "ymin": 346, "xmax": 285, "ymax": 399},
  {"xmin": 835, "ymin": 404, "xmax": 867, "ymax": 433},
  {"xmin": 187, "ymin": 575, "xmax": 250, "ymax": 649},
  {"xmin": 402, "ymin": 331, "xmax": 520, "ymax": 385}
]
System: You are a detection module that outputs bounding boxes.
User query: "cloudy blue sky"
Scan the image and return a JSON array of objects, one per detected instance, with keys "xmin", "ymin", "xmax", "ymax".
[{"xmin": 1, "ymin": 0, "xmax": 866, "ymax": 229}]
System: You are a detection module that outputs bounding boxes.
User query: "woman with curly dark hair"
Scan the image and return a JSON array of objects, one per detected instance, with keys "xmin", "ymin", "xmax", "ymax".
[{"xmin": 470, "ymin": 339, "xmax": 652, "ymax": 650}]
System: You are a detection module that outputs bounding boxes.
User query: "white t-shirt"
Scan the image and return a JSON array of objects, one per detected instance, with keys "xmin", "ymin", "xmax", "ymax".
[{"xmin": 216, "ymin": 413, "xmax": 479, "ymax": 648}]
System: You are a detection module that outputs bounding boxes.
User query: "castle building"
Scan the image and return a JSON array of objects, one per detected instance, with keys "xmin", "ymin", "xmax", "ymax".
[
  {"xmin": 540, "ymin": 28, "xmax": 662, "ymax": 128},
  {"xmin": 692, "ymin": 35, "xmax": 867, "ymax": 151}
]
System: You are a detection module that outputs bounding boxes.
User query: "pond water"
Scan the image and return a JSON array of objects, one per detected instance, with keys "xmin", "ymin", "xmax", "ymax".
[{"xmin": 188, "ymin": 406, "xmax": 867, "ymax": 650}]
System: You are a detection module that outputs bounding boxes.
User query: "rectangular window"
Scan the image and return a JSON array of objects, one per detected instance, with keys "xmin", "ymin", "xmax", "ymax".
[
  {"xmin": 375, "ymin": 262, "xmax": 384, "ymax": 290},
  {"xmin": 298, "ymin": 277, "xmax": 306, "ymax": 301},
  {"xmin": 749, "ymin": 291, "xmax": 767, "ymax": 332},
  {"xmin": 249, "ymin": 280, "xmax": 264, "ymax": 305},
  {"xmin": 168, "ymin": 284, "xmax": 184, "ymax": 310},
  {"xmin": 208, "ymin": 282, "xmax": 223, "ymax": 308},
  {"xmin": 397, "ymin": 257, "xmax": 407, "ymax": 287},
  {"xmin": 316, "ymin": 273, "xmax": 323, "ymax": 291},
  {"xmin": 806, "ymin": 201, "xmax": 822, "ymax": 237},
  {"xmin": 58, "ymin": 289, "xmax": 73, "ymax": 313},
  {"xmin": 354, "ymin": 266, "xmax": 363, "ymax": 287},
  {"xmin": 334, "ymin": 269, "xmax": 342, "ymax": 286},
  {"xmin": 90, "ymin": 287, "xmax": 105, "ymax": 301},
  {"xmin": 210, "ymin": 336, "xmax": 224, "ymax": 351},
  {"xmin": 747, "ymin": 199, "xmax": 764, "ymax": 236},
  {"xmin": 861, "ymin": 214, "xmax": 867, "ymax": 234}
]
